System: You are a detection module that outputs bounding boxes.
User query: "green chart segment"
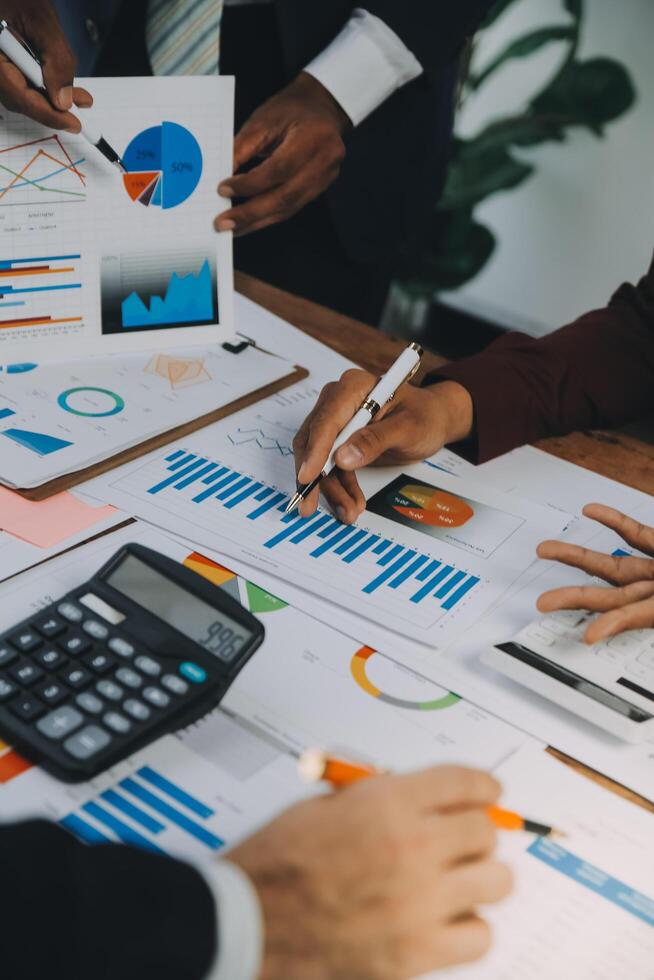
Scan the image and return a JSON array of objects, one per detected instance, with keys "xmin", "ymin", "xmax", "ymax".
[
  {"xmin": 351, "ymin": 646, "xmax": 461, "ymax": 711},
  {"xmin": 122, "ymin": 123, "xmax": 203, "ymax": 210}
]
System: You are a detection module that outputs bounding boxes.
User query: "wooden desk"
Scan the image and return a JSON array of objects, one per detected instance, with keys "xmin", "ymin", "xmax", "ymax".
[{"xmin": 237, "ymin": 271, "xmax": 654, "ymax": 815}]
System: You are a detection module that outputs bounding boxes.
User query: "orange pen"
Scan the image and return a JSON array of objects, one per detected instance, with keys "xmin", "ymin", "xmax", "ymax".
[{"xmin": 299, "ymin": 749, "xmax": 563, "ymax": 838}]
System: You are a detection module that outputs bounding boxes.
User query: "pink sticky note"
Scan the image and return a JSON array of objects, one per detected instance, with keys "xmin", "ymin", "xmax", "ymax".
[{"xmin": 0, "ymin": 486, "xmax": 117, "ymax": 549}]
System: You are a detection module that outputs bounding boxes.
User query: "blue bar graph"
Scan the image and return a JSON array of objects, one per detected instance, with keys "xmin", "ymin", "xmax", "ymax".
[
  {"xmin": 364, "ymin": 550, "xmax": 416, "ymax": 594},
  {"xmin": 343, "ymin": 534, "xmax": 379, "ymax": 563},
  {"xmin": 443, "ymin": 576, "xmax": 480, "ymax": 610},
  {"xmin": 145, "ymin": 450, "xmax": 482, "ymax": 614},
  {"xmin": 435, "ymin": 569, "xmax": 466, "ymax": 599},
  {"xmin": 121, "ymin": 778, "xmax": 223, "ymax": 850},
  {"xmin": 248, "ymin": 491, "xmax": 285, "ymax": 520},
  {"xmin": 82, "ymin": 800, "xmax": 165, "ymax": 853},
  {"xmin": 377, "ymin": 544, "xmax": 403, "ymax": 567},
  {"xmin": 101, "ymin": 789, "xmax": 165, "ymax": 834},
  {"xmin": 0, "ymin": 407, "xmax": 16, "ymax": 419},
  {"xmin": 138, "ymin": 765, "xmax": 214, "ymax": 818},
  {"xmin": 216, "ymin": 476, "xmax": 251, "ymax": 501},
  {"xmin": 60, "ymin": 813, "xmax": 111, "ymax": 845},
  {"xmin": 60, "ymin": 765, "xmax": 222, "ymax": 855}
]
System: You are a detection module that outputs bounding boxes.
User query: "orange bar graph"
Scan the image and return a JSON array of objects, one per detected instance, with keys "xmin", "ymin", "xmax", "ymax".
[{"xmin": 0, "ymin": 316, "xmax": 83, "ymax": 330}]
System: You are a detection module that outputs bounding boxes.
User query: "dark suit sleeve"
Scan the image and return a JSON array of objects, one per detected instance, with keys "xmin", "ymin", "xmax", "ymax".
[
  {"xmin": 429, "ymin": 254, "xmax": 654, "ymax": 463},
  {"xmin": 363, "ymin": 2, "xmax": 497, "ymax": 78},
  {"xmin": 0, "ymin": 820, "xmax": 217, "ymax": 980}
]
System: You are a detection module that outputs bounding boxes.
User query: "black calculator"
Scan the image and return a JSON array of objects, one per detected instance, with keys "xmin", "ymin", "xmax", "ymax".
[{"xmin": 0, "ymin": 543, "xmax": 265, "ymax": 782}]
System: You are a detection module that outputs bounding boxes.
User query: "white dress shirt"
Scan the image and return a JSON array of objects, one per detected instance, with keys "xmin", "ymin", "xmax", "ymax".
[
  {"xmin": 223, "ymin": 3, "xmax": 423, "ymax": 126},
  {"xmin": 199, "ymin": 8, "xmax": 422, "ymax": 977}
]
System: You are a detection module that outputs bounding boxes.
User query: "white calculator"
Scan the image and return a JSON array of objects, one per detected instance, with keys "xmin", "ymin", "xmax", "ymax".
[{"xmin": 482, "ymin": 611, "xmax": 654, "ymax": 742}]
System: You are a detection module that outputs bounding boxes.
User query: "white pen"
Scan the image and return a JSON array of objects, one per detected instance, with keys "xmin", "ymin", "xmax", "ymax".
[
  {"xmin": 286, "ymin": 341, "xmax": 424, "ymax": 514},
  {"xmin": 0, "ymin": 20, "xmax": 126, "ymax": 173}
]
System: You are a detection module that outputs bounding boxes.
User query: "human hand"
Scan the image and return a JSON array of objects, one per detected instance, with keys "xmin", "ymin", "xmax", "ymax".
[
  {"xmin": 537, "ymin": 504, "xmax": 654, "ymax": 643},
  {"xmin": 215, "ymin": 72, "xmax": 349, "ymax": 236},
  {"xmin": 0, "ymin": 1, "xmax": 92, "ymax": 131},
  {"xmin": 229, "ymin": 766, "xmax": 511, "ymax": 980},
  {"xmin": 292, "ymin": 369, "xmax": 474, "ymax": 522}
]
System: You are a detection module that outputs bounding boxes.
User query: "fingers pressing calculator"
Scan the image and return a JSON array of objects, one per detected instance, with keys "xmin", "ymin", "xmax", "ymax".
[{"xmin": 0, "ymin": 544, "xmax": 265, "ymax": 781}]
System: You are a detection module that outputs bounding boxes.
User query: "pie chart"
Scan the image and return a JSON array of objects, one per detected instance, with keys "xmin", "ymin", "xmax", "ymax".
[{"xmin": 122, "ymin": 122, "xmax": 202, "ymax": 210}]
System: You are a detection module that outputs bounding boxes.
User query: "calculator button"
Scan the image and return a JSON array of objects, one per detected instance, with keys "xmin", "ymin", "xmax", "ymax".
[
  {"xmin": 0, "ymin": 676, "xmax": 17, "ymax": 701},
  {"xmin": 179, "ymin": 662, "xmax": 207, "ymax": 684},
  {"xmin": 34, "ymin": 616, "xmax": 66, "ymax": 639},
  {"xmin": 97, "ymin": 680, "xmax": 123, "ymax": 702},
  {"xmin": 64, "ymin": 725, "xmax": 111, "ymax": 760},
  {"xmin": 9, "ymin": 629, "xmax": 42, "ymax": 654},
  {"xmin": 103, "ymin": 711, "xmax": 131, "ymax": 735},
  {"xmin": 0, "ymin": 645, "xmax": 18, "ymax": 669},
  {"xmin": 135, "ymin": 655, "xmax": 161, "ymax": 677},
  {"xmin": 10, "ymin": 694, "xmax": 45, "ymax": 722},
  {"xmin": 35, "ymin": 648, "xmax": 67, "ymax": 670},
  {"xmin": 36, "ymin": 680, "xmax": 68, "ymax": 706},
  {"xmin": 108, "ymin": 637, "xmax": 134, "ymax": 659},
  {"xmin": 123, "ymin": 698, "xmax": 151, "ymax": 722},
  {"xmin": 115, "ymin": 667, "xmax": 142, "ymax": 690},
  {"xmin": 57, "ymin": 602, "xmax": 83, "ymax": 623},
  {"xmin": 142, "ymin": 686, "xmax": 170, "ymax": 708},
  {"xmin": 76, "ymin": 692, "xmax": 104, "ymax": 715},
  {"xmin": 37, "ymin": 705, "xmax": 84, "ymax": 740},
  {"xmin": 59, "ymin": 633, "xmax": 92, "ymax": 657},
  {"xmin": 60, "ymin": 665, "xmax": 92, "ymax": 690},
  {"xmin": 83, "ymin": 619, "xmax": 109, "ymax": 641},
  {"xmin": 162, "ymin": 674, "xmax": 189, "ymax": 696},
  {"xmin": 9, "ymin": 661, "xmax": 43, "ymax": 687},
  {"xmin": 82, "ymin": 651, "xmax": 116, "ymax": 675}
]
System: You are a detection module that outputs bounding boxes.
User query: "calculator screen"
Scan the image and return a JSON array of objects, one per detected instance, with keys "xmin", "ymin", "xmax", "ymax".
[{"xmin": 106, "ymin": 555, "xmax": 253, "ymax": 662}]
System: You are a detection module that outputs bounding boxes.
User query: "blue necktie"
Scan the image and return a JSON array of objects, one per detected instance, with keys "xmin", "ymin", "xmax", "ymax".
[{"xmin": 146, "ymin": 0, "xmax": 224, "ymax": 76}]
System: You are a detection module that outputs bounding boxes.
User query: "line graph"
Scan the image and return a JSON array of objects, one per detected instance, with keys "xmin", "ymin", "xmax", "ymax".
[
  {"xmin": 227, "ymin": 426, "xmax": 293, "ymax": 457},
  {"xmin": 0, "ymin": 135, "xmax": 86, "ymax": 207}
]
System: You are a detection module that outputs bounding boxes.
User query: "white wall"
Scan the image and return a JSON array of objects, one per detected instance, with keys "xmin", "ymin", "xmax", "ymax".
[{"xmin": 442, "ymin": 0, "xmax": 654, "ymax": 336}]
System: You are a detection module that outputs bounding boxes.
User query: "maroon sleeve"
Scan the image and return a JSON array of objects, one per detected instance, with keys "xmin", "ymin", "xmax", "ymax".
[{"xmin": 430, "ymin": 253, "xmax": 654, "ymax": 463}]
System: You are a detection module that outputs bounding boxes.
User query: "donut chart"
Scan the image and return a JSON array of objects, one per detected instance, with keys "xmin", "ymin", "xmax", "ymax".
[
  {"xmin": 57, "ymin": 387, "xmax": 125, "ymax": 417},
  {"xmin": 122, "ymin": 122, "xmax": 202, "ymax": 210},
  {"xmin": 351, "ymin": 646, "xmax": 461, "ymax": 711}
]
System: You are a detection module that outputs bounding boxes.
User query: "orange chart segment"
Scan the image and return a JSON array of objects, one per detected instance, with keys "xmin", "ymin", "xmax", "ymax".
[{"xmin": 123, "ymin": 171, "xmax": 161, "ymax": 202}]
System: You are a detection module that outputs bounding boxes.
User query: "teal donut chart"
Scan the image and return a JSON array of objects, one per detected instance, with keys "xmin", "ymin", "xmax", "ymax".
[{"xmin": 57, "ymin": 387, "xmax": 125, "ymax": 417}]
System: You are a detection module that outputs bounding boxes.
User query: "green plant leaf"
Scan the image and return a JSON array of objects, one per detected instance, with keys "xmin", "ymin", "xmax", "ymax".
[
  {"xmin": 481, "ymin": 0, "xmax": 521, "ymax": 28},
  {"xmin": 471, "ymin": 25, "xmax": 575, "ymax": 89},
  {"xmin": 531, "ymin": 57, "xmax": 637, "ymax": 134},
  {"xmin": 398, "ymin": 212, "xmax": 496, "ymax": 294},
  {"xmin": 468, "ymin": 114, "xmax": 567, "ymax": 152},
  {"xmin": 440, "ymin": 143, "xmax": 534, "ymax": 210},
  {"xmin": 562, "ymin": 0, "xmax": 583, "ymax": 18}
]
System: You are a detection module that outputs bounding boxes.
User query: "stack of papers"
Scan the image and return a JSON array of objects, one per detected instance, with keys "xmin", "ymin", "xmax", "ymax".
[{"xmin": 0, "ymin": 342, "xmax": 294, "ymax": 488}]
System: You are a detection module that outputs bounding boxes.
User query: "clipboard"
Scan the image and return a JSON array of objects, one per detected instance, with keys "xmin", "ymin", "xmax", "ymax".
[{"xmin": 16, "ymin": 358, "xmax": 308, "ymax": 502}]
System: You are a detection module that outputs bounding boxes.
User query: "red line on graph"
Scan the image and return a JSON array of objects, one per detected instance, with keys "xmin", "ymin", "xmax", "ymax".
[{"xmin": 0, "ymin": 135, "xmax": 86, "ymax": 193}]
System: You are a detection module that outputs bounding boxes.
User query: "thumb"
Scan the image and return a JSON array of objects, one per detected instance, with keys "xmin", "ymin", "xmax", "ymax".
[{"xmin": 334, "ymin": 414, "xmax": 406, "ymax": 470}]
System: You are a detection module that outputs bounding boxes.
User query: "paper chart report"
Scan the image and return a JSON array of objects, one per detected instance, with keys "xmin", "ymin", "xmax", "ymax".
[{"xmin": 0, "ymin": 76, "xmax": 235, "ymax": 360}]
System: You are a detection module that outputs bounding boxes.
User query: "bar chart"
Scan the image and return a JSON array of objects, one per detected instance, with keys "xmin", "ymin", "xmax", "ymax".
[
  {"xmin": 107, "ymin": 445, "xmax": 490, "ymax": 643},
  {"xmin": 0, "ymin": 255, "xmax": 83, "ymax": 332},
  {"xmin": 60, "ymin": 763, "xmax": 224, "ymax": 856}
]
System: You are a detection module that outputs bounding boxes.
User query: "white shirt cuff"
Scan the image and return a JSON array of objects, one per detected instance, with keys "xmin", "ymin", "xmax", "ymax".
[
  {"xmin": 304, "ymin": 8, "xmax": 423, "ymax": 127},
  {"xmin": 202, "ymin": 859, "xmax": 264, "ymax": 980}
]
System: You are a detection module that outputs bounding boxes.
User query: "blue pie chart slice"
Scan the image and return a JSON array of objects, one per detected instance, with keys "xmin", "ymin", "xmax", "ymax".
[{"xmin": 122, "ymin": 123, "xmax": 202, "ymax": 210}]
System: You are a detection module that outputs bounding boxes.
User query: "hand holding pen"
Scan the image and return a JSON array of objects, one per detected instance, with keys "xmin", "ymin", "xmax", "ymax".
[
  {"xmin": 0, "ymin": 1, "xmax": 91, "ymax": 130},
  {"xmin": 291, "ymin": 343, "xmax": 475, "ymax": 522},
  {"xmin": 0, "ymin": 5, "xmax": 124, "ymax": 171}
]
